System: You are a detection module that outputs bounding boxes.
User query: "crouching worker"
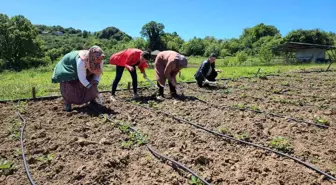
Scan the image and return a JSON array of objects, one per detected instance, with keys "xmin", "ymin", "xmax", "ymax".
[
  {"xmin": 194, "ymin": 53, "xmax": 222, "ymax": 87},
  {"xmin": 52, "ymin": 46, "xmax": 105, "ymax": 112},
  {"xmin": 109, "ymin": 48, "xmax": 151, "ymax": 101},
  {"xmin": 154, "ymin": 50, "xmax": 188, "ymax": 98}
]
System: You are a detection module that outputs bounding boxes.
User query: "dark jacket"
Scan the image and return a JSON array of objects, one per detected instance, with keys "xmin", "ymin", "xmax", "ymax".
[{"xmin": 194, "ymin": 60, "xmax": 216, "ymax": 82}]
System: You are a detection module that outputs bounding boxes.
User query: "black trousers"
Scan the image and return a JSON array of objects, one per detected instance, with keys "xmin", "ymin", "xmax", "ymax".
[
  {"xmin": 158, "ymin": 81, "xmax": 176, "ymax": 97},
  {"xmin": 111, "ymin": 66, "xmax": 137, "ymax": 95}
]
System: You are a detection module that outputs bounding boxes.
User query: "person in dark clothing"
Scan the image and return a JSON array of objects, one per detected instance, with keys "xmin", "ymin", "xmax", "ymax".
[{"xmin": 194, "ymin": 53, "xmax": 222, "ymax": 87}]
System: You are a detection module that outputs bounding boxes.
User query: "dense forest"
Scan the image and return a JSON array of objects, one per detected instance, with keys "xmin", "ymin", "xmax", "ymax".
[{"xmin": 0, "ymin": 13, "xmax": 335, "ymax": 71}]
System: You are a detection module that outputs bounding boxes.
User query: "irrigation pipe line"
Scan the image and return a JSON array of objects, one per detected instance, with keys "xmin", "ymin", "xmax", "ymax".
[
  {"xmin": 17, "ymin": 112, "xmax": 37, "ymax": 185},
  {"xmin": 87, "ymin": 106, "xmax": 211, "ymax": 185},
  {"xmin": 145, "ymin": 145, "xmax": 210, "ymax": 185},
  {"xmin": 15, "ymin": 105, "xmax": 210, "ymax": 185},
  {"xmin": 182, "ymin": 85, "xmax": 330, "ymax": 129},
  {"xmin": 125, "ymin": 101, "xmax": 336, "ymax": 181}
]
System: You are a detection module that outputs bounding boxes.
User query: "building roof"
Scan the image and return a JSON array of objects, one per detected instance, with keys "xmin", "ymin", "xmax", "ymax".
[{"xmin": 274, "ymin": 42, "xmax": 336, "ymax": 52}]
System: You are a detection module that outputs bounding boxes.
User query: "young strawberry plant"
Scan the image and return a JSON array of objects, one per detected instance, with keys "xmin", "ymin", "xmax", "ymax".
[
  {"xmin": 0, "ymin": 159, "xmax": 16, "ymax": 175},
  {"xmin": 36, "ymin": 153, "xmax": 54, "ymax": 163},
  {"xmin": 189, "ymin": 175, "xmax": 203, "ymax": 185},
  {"xmin": 314, "ymin": 116, "xmax": 329, "ymax": 126},
  {"xmin": 269, "ymin": 136, "xmax": 293, "ymax": 153},
  {"xmin": 235, "ymin": 132, "xmax": 250, "ymax": 141}
]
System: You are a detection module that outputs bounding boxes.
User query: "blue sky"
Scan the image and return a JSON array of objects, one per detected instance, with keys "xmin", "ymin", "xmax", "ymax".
[{"xmin": 1, "ymin": 0, "xmax": 335, "ymax": 40}]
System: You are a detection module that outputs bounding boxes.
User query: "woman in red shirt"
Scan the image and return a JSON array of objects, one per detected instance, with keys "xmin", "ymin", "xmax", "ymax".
[{"xmin": 109, "ymin": 48, "xmax": 151, "ymax": 100}]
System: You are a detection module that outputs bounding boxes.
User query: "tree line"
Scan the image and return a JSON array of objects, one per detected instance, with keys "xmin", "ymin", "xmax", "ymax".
[{"xmin": 0, "ymin": 13, "xmax": 335, "ymax": 71}]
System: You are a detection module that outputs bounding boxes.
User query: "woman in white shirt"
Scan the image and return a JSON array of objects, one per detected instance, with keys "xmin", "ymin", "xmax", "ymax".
[{"xmin": 52, "ymin": 46, "xmax": 105, "ymax": 111}]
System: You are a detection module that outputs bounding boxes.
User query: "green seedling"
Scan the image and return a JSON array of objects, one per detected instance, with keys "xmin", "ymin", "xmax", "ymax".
[
  {"xmin": 15, "ymin": 101, "xmax": 27, "ymax": 114},
  {"xmin": 239, "ymin": 84, "xmax": 248, "ymax": 90},
  {"xmin": 332, "ymin": 166, "xmax": 336, "ymax": 174},
  {"xmin": 272, "ymin": 89, "xmax": 282, "ymax": 94},
  {"xmin": 129, "ymin": 132, "xmax": 148, "ymax": 145},
  {"xmin": 0, "ymin": 160, "xmax": 13, "ymax": 170},
  {"xmin": 7, "ymin": 120, "xmax": 21, "ymax": 141},
  {"xmin": 218, "ymin": 127, "xmax": 230, "ymax": 134},
  {"xmin": 269, "ymin": 136, "xmax": 293, "ymax": 153},
  {"xmin": 14, "ymin": 148, "xmax": 23, "ymax": 157},
  {"xmin": 131, "ymin": 100, "xmax": 141, "ymax": 105},
  {"xmin": 250, "ymin": 105, "xmax": 261, "ymax": 112},
  {"xmin": 0, "ymin": 159, "xmax": 15, "ymax": 175},
  {"xmin": 189, "ymin": 175, "xmax": 203, "ymax": 185},
  {"xmin": 99, "ymin": 114, "xmax": 110, "ymax": 123},
  {"xmin": 233, "ymin": 103, "xmax": 246, "ymax": 110},
  {"xmin": 314, "ymin": 116, "xmax": 329, "ymax": 126},
  {"xmin": 318, "ymin": 104, "xmax": 329, "ymax": 109},
  {"xmin": 147, "ymin": 100, "xmax": 158, "ymax": 108},
  {"xmin": 36, "ymin": 153, "xmax": 54, "ymax": 163},
  {"xmin": 196, "ymin": 96, "xmax": 206, "ymax": 101},
  {"xmin": 118, "ymin": 123, "xmax": 131, "ymax": 133},
  {"xmin": 281, "ymin": 81, "xmax": 290, "ymax": 86},
  {"xmin": 309, "ymin": 157, "xmax": 320, "ymax": 164},
  {"xmin": 145, "ymin": 154, "xmax": 151, "ymax": 161},
  {"xmin": 121, "ymin": 141, "xmax": 133, "ymax": 149},
  {"xmin": 240, "ymin": 93, "xmax": 248, "ymax": 98},
  {"xmin": 221, "ymin": 88, "xmax": 232, "ymax": 94},
  {"xmin": 119, "ymin": 122, "xmax": 148, "ymax": 149},
  {"xmin": 276, "ymin": 98, "xmax": 303, "ymax": 106},
  {"xmin": 235, "ymin": 132, "xmax": 250, "ymax": 141}
]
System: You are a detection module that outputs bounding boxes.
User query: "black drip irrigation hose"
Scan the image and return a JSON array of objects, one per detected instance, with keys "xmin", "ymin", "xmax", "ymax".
[
  {"xmin": 146, "ymin": 145, "xmax": 210, "ymax": 185},
  {"xmin": 15, "ymin": 105, "xmax": 210, "ymax": 185},
  {"xmin": 211, "ymin": 100, "xmax": 329, "ymax": 129},
  {"xmin": 127, "ymin": 102, "xmax": 336, "ymax": 181},
  {"xmin": 17, "ymin": 112, "xmax": 37, "ymax": 185},
  {"xmin": 182, "ymin": 85, "xmax": 330, "ymax": 129},
  {"xmin": 87, "ymin": 106, "xmax": 211, "ymax": 185}
]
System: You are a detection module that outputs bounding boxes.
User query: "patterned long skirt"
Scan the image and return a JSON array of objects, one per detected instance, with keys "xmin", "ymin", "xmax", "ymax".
[{"xmin": 60, "ymin": 79, "xmax": 98, "ymax": 105}]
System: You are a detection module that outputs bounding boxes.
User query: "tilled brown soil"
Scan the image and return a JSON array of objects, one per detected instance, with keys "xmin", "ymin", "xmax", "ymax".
[{"xmin": 0, "ymin": 71, "xmax": 336, "ymax": 185}]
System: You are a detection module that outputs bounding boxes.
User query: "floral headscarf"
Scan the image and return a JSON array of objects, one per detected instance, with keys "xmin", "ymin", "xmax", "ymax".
[{"xmin": 79, "ymin": 46, "xmax": 105, "ymax": 75}]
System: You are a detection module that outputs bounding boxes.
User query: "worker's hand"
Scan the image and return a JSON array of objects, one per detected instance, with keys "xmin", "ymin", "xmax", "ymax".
[
  {"xmin": 216, "ymin": 69, "xmax": 222, "ymax": 73},
  {"xmin": 204, "ymin": 79, "xmax": 210, "ymax": 84},
  {"xmin": 143, "ymin": 73, "xmax": 147, "ymax": 79},
  {"xmin": 92, "ymin": 80, "xmax": 99, "ymax": 85},
  {"xmin": 97, "ymin": 93, "xmax": 104, "ymax": 105},
  {"xmin": 126, "ymin": 65, "xmax": 134, "ymax": 72},
  {"xmin": 157, "ymin": 82, "xmax": 164, "ymax": 88}
]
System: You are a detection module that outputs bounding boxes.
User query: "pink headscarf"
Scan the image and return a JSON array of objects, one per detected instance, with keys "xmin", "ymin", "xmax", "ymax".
[{"xmin": 79, "ymin": 46, "xmax": 105, "ymax": 75}]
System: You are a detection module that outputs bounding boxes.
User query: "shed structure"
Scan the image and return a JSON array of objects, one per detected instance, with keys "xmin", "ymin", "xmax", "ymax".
[{"xmin": 274, "ymin": 42, "xmax": 336, "ymax": 63}]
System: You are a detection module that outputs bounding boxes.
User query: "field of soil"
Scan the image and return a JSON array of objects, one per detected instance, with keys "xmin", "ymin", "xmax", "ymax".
[{"xmin": 1, "ymin": 70, "xmax": 335, "ymax": 185}]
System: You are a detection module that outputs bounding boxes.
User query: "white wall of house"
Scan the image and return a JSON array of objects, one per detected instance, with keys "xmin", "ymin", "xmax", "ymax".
[{"xmin": 295, "ymin": 48, "xmax": 325, "ymax": 61}]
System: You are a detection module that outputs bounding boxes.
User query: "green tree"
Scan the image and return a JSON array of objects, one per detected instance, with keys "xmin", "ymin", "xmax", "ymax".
[
  {"xmin": 240, "ymin": 23, "xmax": 280, "ymax": 48},
  {"xmin": 204, "ymin": 43, "xmax": 220, "ymax": 57},
  {"xmin": 97, "ymin": 26, "xmax": 131, "ymax": 41},
  {"xmin": 0, "ymin": 14, "xmax": 43, "ymax": 70},
  {"xmin": 140, "ymin": 21, "xmax": 165, "ymax": 51},
  {"xmin": 161, "ymin": 32, "xmax": 184, "ymax": 52},
  {"xmin": 128, "ymin": 37, "xmax": 148, "ymax": 50},
  {"xmin": 252, "ymin": 36, "xmax": 282, "ymax": 64},
  {"xmin": 181, "ymin": 37, "xmax": 205, "ymax": 56},
  {"xmin": 235, "ymin": 51, "xmax": 248, "ymax": 65},
  {"xmin": 284, "ymin": 29, "xmax": 333, "ymax": 45}
]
